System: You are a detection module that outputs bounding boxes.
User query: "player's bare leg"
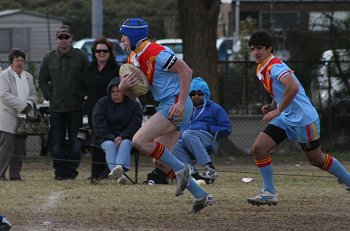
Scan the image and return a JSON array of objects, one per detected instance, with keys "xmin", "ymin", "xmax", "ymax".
[
  {"xmin": 132, "ymin": 113, "xmax": 190, "ymax": 196},
  {"xmin": 248, "ymin": 132, "xmax": 279, "ymax": 206}
]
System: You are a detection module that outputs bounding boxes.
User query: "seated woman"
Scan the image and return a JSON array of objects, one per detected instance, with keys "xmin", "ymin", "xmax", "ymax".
[{"xmin": 93, "ymin": 77, "xmax": 143, "ymax": 184}]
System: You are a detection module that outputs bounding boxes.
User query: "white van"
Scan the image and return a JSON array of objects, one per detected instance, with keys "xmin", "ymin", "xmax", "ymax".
[
  {"xmin": 156, "ymin": 39, "xmax": 183, "ymax": 59},
  {"xmin": 73, "ymin": 38, "xmax": 128, "ymax": 64},
  {"xmin": 311, "ymin": 49, "xmax": 350, "ymax": 112}
]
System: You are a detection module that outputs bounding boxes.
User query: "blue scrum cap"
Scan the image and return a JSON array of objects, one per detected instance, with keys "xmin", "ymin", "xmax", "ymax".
[{"xmin": 120, "ymin": 18, "xmax": 149, "ymax": 50}]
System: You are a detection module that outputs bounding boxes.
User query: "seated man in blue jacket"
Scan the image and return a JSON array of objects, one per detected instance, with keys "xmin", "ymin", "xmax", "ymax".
[{"xmin": 173, "ymin": 77, "xmax": 232, "ymax": 183}]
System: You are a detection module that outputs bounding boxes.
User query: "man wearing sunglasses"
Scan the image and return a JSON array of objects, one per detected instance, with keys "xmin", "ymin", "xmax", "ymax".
[
  {"xmin": 39, "ymin": 25, "xmax": 89, "ymax": 181},
  {"xmin": 173, "ymin": 77, "xmax": 232, "ymax": 184}
]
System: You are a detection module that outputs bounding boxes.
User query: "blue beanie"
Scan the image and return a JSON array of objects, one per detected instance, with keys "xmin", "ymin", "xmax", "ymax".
[{"xmin": 120, "ymin": 18, "xmax": 149, "ymax": 50}]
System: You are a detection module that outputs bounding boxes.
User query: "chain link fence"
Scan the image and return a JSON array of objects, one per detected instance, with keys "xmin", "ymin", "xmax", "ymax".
[
  {"xmin": 1, "ymin": 59, "xmax": 348, "ymax": 155},
  {"xmin": 217, "ymin": 60, "xmax": 350, "ymax": 152}
]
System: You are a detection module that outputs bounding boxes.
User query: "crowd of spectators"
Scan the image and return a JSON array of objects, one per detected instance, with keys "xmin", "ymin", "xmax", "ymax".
[{"xmin": 0, "ymin": 24, "xmax": 232, "ymax": 189}]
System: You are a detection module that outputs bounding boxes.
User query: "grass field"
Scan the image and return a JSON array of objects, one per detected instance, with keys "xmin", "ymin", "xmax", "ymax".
[{"xmin": 1, "ymin": 153, "xmax": 350, "ymax": 231}]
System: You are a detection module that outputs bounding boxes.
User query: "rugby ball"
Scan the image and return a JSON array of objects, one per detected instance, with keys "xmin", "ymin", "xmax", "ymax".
[{"xmin": 119, "ymin": 63, "xmax": 149, "ymax": 95}]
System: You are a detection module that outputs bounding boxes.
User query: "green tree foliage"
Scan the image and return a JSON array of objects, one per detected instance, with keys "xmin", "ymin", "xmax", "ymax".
[
  {"xmin": 104, "ymin": 0, "xmax": 179, "ymax": 40},
  {"xmin": 0, "ymin": 0, "xmax": 179, "ymax": 40}
]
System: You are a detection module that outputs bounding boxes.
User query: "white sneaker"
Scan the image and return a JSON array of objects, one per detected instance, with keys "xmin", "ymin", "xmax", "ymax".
[
  {"xmin": 117, "ymin": 175, "xmax": 127, "ymax": 185},
  {"xmin": 191, "ymin": 193, "xmax": 213, "ymax": 213},
  {"xmin": 247, "ymin": 190, "xmax": 278, "ymax": 206},
  {"xmin": 108, "ymin": 165, "xmax": 123, "ymax": 180},
  {"xmin": 200, "ymin": 165, "xmax": 218, "ymax": 179}
]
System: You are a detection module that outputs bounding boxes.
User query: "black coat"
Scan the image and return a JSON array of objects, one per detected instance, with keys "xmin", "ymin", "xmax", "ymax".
[
  {"xmin": 93, "ymin": 78, "xmax": 143, "ymax": 145},
  {"xmin": 84, "ymin": 59, "xmax": 119, "ymax": 117}
]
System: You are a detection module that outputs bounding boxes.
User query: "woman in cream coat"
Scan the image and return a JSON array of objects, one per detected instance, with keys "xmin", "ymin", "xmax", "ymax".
[{"xmin": 0, "ymin": 48, "xmax": 37, "ymax": 181}]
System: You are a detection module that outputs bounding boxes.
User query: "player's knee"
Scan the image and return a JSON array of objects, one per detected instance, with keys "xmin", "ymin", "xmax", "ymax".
[
  {"xmin": 132, "ymin": 135, "xmax": 143, "ymax": 151},
  {"xmin": 251, "ymin": 143, "xmax": 264, "ymax": 157},
  {"xmin": 302, "ymin": 140, "xmax": 323, "ymax": 167},
  {"xmin": 307, "ymin": 154, "xmax": 324, "ymax": 168}
]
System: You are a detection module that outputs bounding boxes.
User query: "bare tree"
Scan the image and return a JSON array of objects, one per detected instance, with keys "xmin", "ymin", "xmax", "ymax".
[
  {"xmin": 177, "ymin": 0, "xmax": 247, "ymax": 156},
  {"xmin": 178, "ymin": 0, "xmax": 220, "ymax": 101}
]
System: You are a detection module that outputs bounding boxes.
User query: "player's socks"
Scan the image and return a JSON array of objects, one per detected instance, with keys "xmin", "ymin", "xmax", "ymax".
[
  {"xmin": 256, "ymin": 156, "xmax": 275, "ymax": 194},
  {"xmin": 167, "ymin": 162, "xmax": 207, "ymax": 198},
  {"xmin": 187, "ymin": 177, "xmax": 207, "ymax": 199},
  {"xmin": 151, "ymin": 142, "xmax": 184, "ymax": 172},
  {"xmin": 167, "ymin": 170, "xmax": 176, "ymax": 179},
  {"xmin": 322, "ymin": 154, "xmax": 350, "ymax": 186}
]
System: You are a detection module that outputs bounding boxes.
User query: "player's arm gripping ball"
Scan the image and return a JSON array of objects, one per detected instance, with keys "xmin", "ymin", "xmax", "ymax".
[{"xmin": 119, "ymin": 64, "xmax": 149, "ymax": 96}]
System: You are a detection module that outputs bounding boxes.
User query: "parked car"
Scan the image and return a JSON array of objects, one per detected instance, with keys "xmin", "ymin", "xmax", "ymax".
[
  {"xmin": 216, "ymin": 37, "xmax": 233, "ymax": 62},
  {"xmin": 156, "ymin": 38, "xmax": 183, "ymax": 59},
  {"xmin": 73, "ymin": 38, "xmax": 128, "ymax": 65},
  {"xmin": 156, "ymin": 38, "xmax": 235, "ymax": 61}
]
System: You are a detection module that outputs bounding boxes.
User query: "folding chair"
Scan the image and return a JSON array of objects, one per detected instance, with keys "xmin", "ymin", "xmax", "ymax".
[
  {"xmin": 89, "ymin": 144, "xmax": 139, "ymax": 185},
  {"xmin": 206, "ymin": 130, "xmax": 225, "ymax": 159},
  {"xmin": 77, "ymin": 128, "xmax": 139, "ymax": 185}
]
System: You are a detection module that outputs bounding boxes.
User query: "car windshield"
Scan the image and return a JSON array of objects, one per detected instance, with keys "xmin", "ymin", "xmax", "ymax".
[{"xmin": 81, "ymin": 41, "xmax": 124, "ymax": 55}]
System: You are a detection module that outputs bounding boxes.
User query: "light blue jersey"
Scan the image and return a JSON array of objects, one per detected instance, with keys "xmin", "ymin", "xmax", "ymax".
[
  {"xmin": 257, "ymin": 55, "xmax": 318, "ymax": 126},
  {"xmin": 152, "ymin": 50, "xmax": 192, "ymax": 128},
  {"xmin": 128, "ymin": 40, "xmax": 191, "ymax": 128},
  {"xmin": 150, "ymin": 50, "xmax": 180, "ymax": 101}
]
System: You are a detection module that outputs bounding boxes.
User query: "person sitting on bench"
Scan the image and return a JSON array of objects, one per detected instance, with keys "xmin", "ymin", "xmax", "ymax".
[{"xmin": 93, "ymin": 77, "xmax": 143, "ymax": 184}]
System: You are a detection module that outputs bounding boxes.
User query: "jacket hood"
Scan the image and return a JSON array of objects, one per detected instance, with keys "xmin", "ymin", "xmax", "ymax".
[
  {"xmin": 106, "ymin": 77, "xmax": 129, "ymax": 104},
  {"xmin": 189, "ymin": 77, "xmax": 210, "ymax": 102}
]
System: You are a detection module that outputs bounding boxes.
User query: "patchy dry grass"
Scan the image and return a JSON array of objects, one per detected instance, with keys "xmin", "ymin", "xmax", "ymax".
[{"xmin": 1, "ymin": 154, "xmax": 350, "ymax": 231}]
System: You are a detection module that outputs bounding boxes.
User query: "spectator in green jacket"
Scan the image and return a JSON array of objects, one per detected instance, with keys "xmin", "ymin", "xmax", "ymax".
[{"xmin": 39, "ymin": 25, "xmax": 89, "ymax": 180}]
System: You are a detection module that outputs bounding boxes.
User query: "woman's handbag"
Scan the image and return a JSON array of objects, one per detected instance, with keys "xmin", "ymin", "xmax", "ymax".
[{"xmin": 16, "ymin": 102, "xmax": 49, "ymax": 136}]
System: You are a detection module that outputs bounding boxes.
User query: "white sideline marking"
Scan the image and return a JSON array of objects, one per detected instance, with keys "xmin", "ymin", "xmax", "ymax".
[{"xmin": 39, "ymin": 191, "xmax": 63, "ymax": 212}]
